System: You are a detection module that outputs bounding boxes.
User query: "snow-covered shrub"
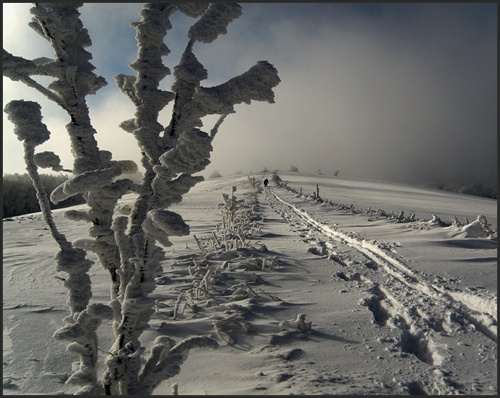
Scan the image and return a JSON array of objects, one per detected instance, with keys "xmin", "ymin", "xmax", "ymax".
[
  {"xmin": 247, "ymin": 175, "xmax": 263, "ymax": 193},
  {"xmin": 217, "ymin": 192, "xmax": 256, "ymax": 250},
  {"xmin": 460, "ymin": 215, "xmax": 496, "ymax": 238},
  {"xmin": 3, "ymin": 3, "xmax": 279, "ymax": 395},
  {"xmin": 195, "ymin": 188, "xmax": 262, "ymax": 254}
]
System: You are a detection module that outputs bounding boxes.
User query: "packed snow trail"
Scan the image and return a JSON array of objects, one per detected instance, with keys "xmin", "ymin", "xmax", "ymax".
[
  {"xmin": 269, "ymin": 188, "xmax": 497, "ymax": 342},
  {"xmin": 263, "ymin": 185, "xmax": 497, "ymax": 394}
]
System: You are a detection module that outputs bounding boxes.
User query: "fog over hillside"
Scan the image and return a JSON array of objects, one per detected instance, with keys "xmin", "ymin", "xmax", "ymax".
[{"xmin": 3, "ymin": 3, "xmax": 497, "ymax": 186}]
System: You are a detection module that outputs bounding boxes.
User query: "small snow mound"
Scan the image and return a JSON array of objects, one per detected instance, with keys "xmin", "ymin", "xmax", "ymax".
[
  {"xmin": 427, "ymin": 214, "xmax": 450, "ymax": 228},
  {"xmin": 415, "ymin": 214, "xmax": 496, "ymax": 240},
  {"xmin": 458, "ymin": 215, "xmax": 495, "ymax": 239},
  {"xmin": 413, "ymin": 214, "xmax": 450, "ymax": 230}
]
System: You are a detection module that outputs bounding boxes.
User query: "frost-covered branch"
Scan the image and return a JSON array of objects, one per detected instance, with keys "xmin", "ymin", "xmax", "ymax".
[
  {"xmin": 210, "ymin": 114, "xmax": 228, "ymax": 139},
  {"xmin": 188, "ymin": 3, "xmax": 242, "ymax": 43},
  {"xmin": 18, "ymin": 4, "xmax": 107, "ymax": 171},
  {"xmin": 193, "ymin": 61, "xmax": 280, "ymax": 115},
  {"xmin": 3, "ymin": 51, "xmax": 69, "ymax": 108},
  {"xmin": 3, "ymin": 100, "xmax": 94, "ymax": 319},
  {"xmin": 33, "ymin": 151, "xmax": 72, "ymax": 172},
  {"xmin": 54, "ymin": 303, "xmax": 113, "ymax": 395},
  {"xmin": 4, "ymin": 100, "xmax": 69, "ymax": 247}
]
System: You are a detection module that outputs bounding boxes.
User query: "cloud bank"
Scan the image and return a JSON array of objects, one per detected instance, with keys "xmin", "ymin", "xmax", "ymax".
[{"xmin": 2, "ymin": 3, "xmax": 496, "ymax": 187}]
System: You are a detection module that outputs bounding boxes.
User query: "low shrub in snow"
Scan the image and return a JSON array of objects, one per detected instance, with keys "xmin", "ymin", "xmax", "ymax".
[
  {"xmin": 194, "ymin": 191, "xmax": 262, "ymax": 253},
  {"xmin": 164, "ymin": 189, "xmax": 283, "ymax": 349},
  {"xmin": 247, "ymin": 175, "xmax": 263, "ymax": 193}
]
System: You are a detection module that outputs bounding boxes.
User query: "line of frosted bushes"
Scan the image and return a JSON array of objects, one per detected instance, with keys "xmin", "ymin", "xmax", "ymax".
[
  {"xmin": 3, "ymin": 173, "xmax": 86, "ymax": 218},
  {"xmin": 421, "ymin": 182, "xmax": 497, "ymax": 200}
]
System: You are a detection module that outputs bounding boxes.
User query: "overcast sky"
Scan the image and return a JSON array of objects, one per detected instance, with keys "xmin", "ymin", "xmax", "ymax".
[{"xmin": 3, "ymin": 2, "xmax": 497, "ymax": 186}]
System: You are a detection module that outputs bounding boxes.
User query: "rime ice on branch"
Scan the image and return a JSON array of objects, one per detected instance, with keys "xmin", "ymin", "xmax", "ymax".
[
  {"xmin": 109, "ymin": 3, "xmax": 279, "ymax": 394},
  {"xmin": 3, "ymin": 2, "xmax": 279, "ymax": 395},
  {"xmin": 3, "ymin": 100, "xmax": 94, "ymax": 321}
]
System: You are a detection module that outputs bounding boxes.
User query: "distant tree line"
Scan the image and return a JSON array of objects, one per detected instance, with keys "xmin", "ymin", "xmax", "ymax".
[
  {"xmin": 3, "ymin": 173, "xmax": 86, "ymax": 218},
  {"xmin": 422, "ymin": 182, "xmax": 497, "ymax": 199}
]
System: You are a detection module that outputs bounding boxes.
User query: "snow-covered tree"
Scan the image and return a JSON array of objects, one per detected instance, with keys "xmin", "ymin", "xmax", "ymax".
[{"xmin": 3, "ymin": 3, "xmax": 280, "ymax": 395}]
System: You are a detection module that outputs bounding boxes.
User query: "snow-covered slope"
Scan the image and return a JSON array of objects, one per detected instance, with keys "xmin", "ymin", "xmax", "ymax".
[{"xmin": 3, "ymin": 172, "xmax": 497, "ymax": 395}]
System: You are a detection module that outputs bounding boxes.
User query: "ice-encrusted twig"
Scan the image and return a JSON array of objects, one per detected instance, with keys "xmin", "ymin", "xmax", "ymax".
[
  {"xmin": 54, "ymin": 303, "xmax": 113, "ymax": 395},
  {"xmin": 4, "ymin": 101, "xmax": 66, "ymax": 246},
  {"xmin": 3, "ymin": 100, "xmax": 94, "ymax": 319},
  {"xmin": 28, "ymin": 3, "xmax": 107, "ymax": 173}
]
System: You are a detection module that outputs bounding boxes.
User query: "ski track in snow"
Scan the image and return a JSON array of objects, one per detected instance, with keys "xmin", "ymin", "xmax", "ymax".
[
  {"xmin": 265, "ymin": 185, "xmax": 497, "ymax": 394},
  {"xmin": 269, "ymin": 189, "xmax": 497, "ymax": 340}
]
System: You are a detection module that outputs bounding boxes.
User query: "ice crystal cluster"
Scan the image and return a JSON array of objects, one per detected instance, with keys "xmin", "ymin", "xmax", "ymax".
[{"xmin": 3, "ymin": 3, "xmax": 279, "ymax": 395}]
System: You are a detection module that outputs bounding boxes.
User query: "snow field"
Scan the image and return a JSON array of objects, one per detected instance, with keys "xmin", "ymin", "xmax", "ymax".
[{"xmin": 3, "ymin": 173, "xmax": 497, "ymax": 395}]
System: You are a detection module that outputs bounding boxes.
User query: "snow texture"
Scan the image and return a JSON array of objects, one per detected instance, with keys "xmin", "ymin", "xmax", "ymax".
[
  {"xmin": 4, "ymin": 100, "xmax": 50, "ymax": 146},
  {"xmin": 3, "ymin": 173, "xmax": 496, "ymax": 395},
  {"xmin": 175, "ymin": 3, "xmax": 209, "ymax": 18},
  {"xmin": 33, "ymin": 151, "xmax": 66, "ymax": 171},
  {"xmin": 459, "ymin": 215, "xmax": 496, "ymax": 238},
  {"xmin": 159, "ymin": 128, "xmax": 213, "ymax": 174},
  {"xmin": 188, "ymin": 3, "xmax": 242, "ymax": 43},
  {"xmin": 50, "ymin": 167, "xmax": 122, "ymax": 204},
  {"xmin": 194, "ymin": 61, "xmax": 280, "ymax": 115}
]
